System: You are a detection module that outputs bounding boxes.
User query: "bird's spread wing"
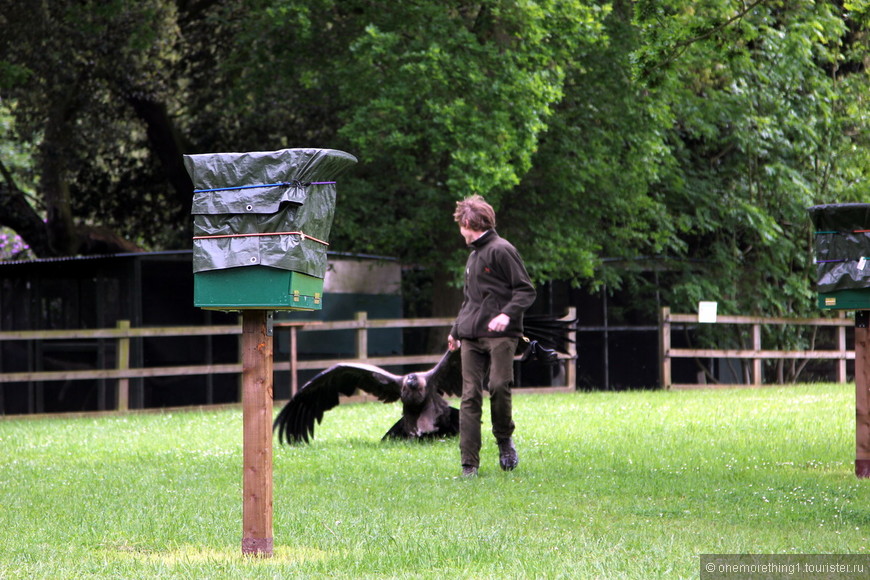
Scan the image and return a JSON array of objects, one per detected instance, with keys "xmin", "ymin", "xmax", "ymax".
[
  {"xmin": 421, "ymin": 349, "xmax": 463, "ymax": 398},
  {"xmin": 523, "ymin": 314, "xmax": 577, "ymax": 354},
  {"xmin": 274, "ymin": 363, "xmax": 404, "ymax": 444}
]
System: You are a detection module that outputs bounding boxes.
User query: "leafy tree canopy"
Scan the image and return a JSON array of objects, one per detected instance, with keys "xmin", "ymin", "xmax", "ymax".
[{"xmin": 0, "ymin": 0, "xmax": 868, "ymax": 321}]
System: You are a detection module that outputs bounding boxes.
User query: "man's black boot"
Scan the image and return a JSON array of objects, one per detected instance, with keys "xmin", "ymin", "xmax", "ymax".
[{"xmin": 497, "ymin": 438, "xmax": 518, "ymax": 471}]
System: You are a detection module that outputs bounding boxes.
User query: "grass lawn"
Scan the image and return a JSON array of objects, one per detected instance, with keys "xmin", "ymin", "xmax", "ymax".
[{"xmin": 1, "ymin": 383, "xmax": 868, "ymax": 579}]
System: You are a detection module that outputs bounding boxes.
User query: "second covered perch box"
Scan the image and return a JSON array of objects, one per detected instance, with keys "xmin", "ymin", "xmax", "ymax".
[
  {"xmin": 809, "ymin": 203, "xmax": 870, "ymax": 310},
  {"xmin": 184, "ymin": 148, "xmax": 357, "ymax": 311}
]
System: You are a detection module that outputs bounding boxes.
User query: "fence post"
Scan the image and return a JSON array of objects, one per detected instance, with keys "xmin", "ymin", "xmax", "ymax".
[
  {"xmin": 838, "ymin": 312, "xmax": 848, "ymax": 384},
  {"xmin": 659, "ymin": 307, "xmax": 671, "ymax": 389},
  {"xmin": 289, "ymin": 325, "xmax": 299, "ymax": 397},
  {"xmin": 117, "ymin": 320, "xmax": 130, "ymax": 411},
  {"xmin": 752, "ymin": 323, "xmax": 762, "ymax": 386},
  {"xmin": 565, "ymin": 307, "xmax": 577, "ymax": 390},
  {"xmin": 355, "ymin": 311, "xmax": 368, "ymax": 362}
]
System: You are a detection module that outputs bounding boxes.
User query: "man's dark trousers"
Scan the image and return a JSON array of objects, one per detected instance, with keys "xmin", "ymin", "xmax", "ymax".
[{"xmin": 459, "ymin": 336, "xmax": 518, "ymax": 469}]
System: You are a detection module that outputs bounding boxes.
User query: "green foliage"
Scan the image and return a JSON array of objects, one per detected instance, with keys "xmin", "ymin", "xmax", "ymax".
[
  {"xmin": 0, "ymin": 0, "xmax": 188, "ymax": 251},
  {"xmin": 0, "ymin": 385, "xmax": 865, "ymax": 578},
  {"xmin": 630, "ymin": 0, "xmax": 870, "ymax": 319},
  {"xmin": 0, "ymin": 101, "xmax": 34, "ymax": 186},
  {"xmin": 329, "ymin": 0, "xmax": 607, "ymax": 265},
  {"xmin": 0, "ymin": 0, "xmax": 868, "ymax": 327},
  {"xmin": 341, "ymin": 2, "xmax": 597, "ymax": 192},
  {"xmin": 0, "ymin": 102, "xmax": 37, "ymax": 260},
  {"xmin": 505, "ymin": 3, "xmax": 677, "ymax": 288}
]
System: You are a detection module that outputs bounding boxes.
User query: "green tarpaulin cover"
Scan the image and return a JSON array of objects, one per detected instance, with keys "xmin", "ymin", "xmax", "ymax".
[{"xmin": 184, "ymin": 148, "xmax": 357, "ymax": 276}]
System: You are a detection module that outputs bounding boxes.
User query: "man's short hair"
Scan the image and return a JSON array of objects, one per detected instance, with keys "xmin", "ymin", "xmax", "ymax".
[{"xmin": 454, "ymin": 195, "xmax": 496, "ymax": 231}]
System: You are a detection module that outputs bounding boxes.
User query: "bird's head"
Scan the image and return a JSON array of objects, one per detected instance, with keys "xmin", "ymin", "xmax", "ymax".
[{"xmin": 400, "ymin": 373, "xmax": 428, "ymax": 406}]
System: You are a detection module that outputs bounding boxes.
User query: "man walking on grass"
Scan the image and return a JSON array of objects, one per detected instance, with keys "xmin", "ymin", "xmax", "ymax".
[{"xmin": 447, "ymin": 195, "xmax": 536, "ymax": 478}]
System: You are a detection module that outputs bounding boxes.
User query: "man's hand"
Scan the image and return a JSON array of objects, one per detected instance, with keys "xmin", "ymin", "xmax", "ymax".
[
  {"xmin": 487, "ymin": 313, "xmax": 510, "ymax": 333},
  {"xmin": 448, "ymin": 334, "xmax": 461, "ymax": 351}
]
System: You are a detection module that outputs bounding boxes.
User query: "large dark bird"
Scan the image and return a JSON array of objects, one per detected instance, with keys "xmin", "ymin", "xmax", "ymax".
[
  {"xmin": 273, "ymin": 314, "xmax": 576, "ymax": 444},
  {"xmin": 274, "ymin": 348, "xmax": 463, "ymax": 444}
]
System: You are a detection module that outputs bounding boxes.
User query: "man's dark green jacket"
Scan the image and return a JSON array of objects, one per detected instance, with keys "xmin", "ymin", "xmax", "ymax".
[{"xmin": 450, "ymin": 230, "xmax": 536, "ymax": 340}]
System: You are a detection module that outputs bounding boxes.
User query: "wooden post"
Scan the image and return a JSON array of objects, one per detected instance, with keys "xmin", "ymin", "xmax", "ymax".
[
  {"xmin": 564, "ymin": 307, "xmax": 577, "ymax": 390},
  {"xmin": 659, "ymin": 307, "xmax": 672, "ymax": 389},
  {"xmin": 856, "ymin": 312, "xmax": 870, "ymax": 478},
  {"xmin": 283, "ymin": 321, "xmax": 317, "ymax": 397},
  {"xmin": 838, "ymin": 313, "xmax": 848, "ymax": 384},
  {"xmin": 117, "ymin": 320, "xmax": 130, "ymax": 411},
  {"xmin": 241, "ymin": 310, "xmax": 274, "ymax": 556},
  {"xmin": 751, "ymin": 323, "xmax": 761, "ymax": 386},
  {"xmin": 289, "ymin": 325, "xmax": 299, "ymax": 397},
  {"xmin": 355, "ymin": 311, "xmax": 368, "ymax": 362}
]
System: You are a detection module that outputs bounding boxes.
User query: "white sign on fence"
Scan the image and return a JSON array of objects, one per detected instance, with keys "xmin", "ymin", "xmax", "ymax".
[{"xmin": 698, "ymin": 301, "xmax": 718, "ymax": 323}]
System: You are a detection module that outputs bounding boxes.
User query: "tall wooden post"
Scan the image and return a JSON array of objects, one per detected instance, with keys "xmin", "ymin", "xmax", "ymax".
[
  {"xmin": 659, "ymin": 307, "xmax": 672, "ymax": 390},
  {"xmin": 289, "ymin": 325, "xmax": 299, "ymax": 397},
  {"xmin": 241, "ymin": 310, "xmax": 274, "ymax": 556},
  {"xmin": 116, "ymin": 319, "xmax": 130, "ymax": 412},
  {"xmin": 856, "ymin": 312, "xmax": 870, "ymax": 478}
]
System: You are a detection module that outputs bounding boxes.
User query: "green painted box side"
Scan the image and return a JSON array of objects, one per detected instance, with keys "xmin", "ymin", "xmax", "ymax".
[
  {"xmin": 818, "ymin": 289, "xmax": 870, "ymax": 310},
  {"xmin": 194, "ymin": 267, "xmax": 323, "ymax": 311}
]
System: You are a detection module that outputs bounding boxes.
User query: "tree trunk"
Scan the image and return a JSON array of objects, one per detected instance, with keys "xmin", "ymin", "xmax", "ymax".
[
  {"xmin": 126, "ymin": 94, "xmax": 194, "ymax": 216},
  {"xmin": 40, "ymin": 101, "xmax": 79, "ymax": 255}
]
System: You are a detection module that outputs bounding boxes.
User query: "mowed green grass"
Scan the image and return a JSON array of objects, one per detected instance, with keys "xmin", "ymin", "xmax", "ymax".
[{"xmin": 1, "ymin": 383, "xmax": 868, "ymax": 579}]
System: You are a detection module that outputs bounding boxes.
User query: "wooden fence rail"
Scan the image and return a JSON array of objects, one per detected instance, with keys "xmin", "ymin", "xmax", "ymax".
[
  {"xmin": 660, "ymin": 307, "xmax": 853, "ymax": 390},
  {"xmin": 0, "ymin": 309, "xmax": 577, "ymax": 414}
]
